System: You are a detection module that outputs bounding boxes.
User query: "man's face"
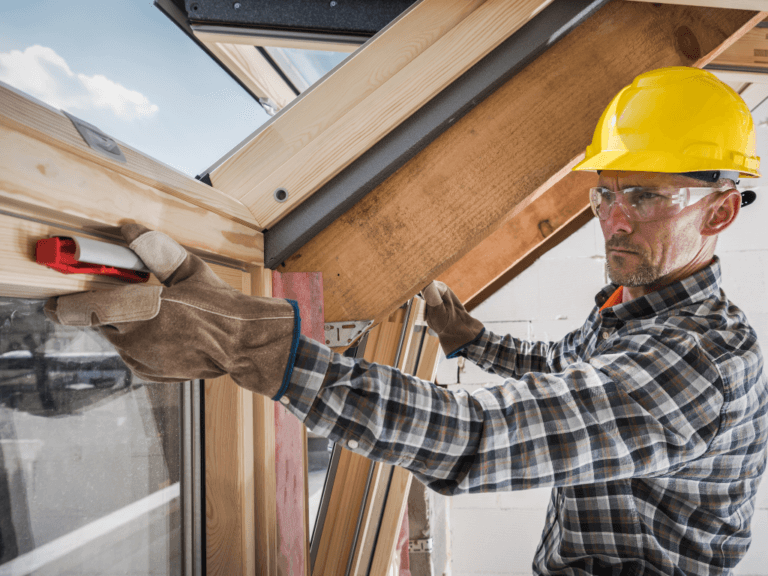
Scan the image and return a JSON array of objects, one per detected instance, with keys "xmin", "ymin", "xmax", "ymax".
[{"xmin": 596, "ymin": 171, "xmax": 713, "ymax": 288}]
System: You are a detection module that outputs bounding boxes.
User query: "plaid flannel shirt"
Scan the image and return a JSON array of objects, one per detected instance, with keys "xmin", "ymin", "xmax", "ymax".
[{"xmin": 279, "ymin": 257, "xmax": 767, "ymax": 575}]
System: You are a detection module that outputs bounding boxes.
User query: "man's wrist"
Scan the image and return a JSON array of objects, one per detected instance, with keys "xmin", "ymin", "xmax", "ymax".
[{"xmin": 273, "ymin": 334, "xmax": 332, "ymax": 421}]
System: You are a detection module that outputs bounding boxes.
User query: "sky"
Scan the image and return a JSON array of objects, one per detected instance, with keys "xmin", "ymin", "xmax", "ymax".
[{"xmin": 0, "ymin": 0, "xmax": 271, "ymax": 177}]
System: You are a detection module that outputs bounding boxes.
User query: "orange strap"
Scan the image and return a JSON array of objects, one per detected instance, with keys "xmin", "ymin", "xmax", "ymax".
[{"xmin": 600, "ymin": 286, "xmax": 624, "ymax": 313}]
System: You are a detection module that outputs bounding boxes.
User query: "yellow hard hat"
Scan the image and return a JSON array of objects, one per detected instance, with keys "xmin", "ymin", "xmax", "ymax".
[{"xmin": 573, "ymin": 67, "xmax": 760, "ymax": 179}]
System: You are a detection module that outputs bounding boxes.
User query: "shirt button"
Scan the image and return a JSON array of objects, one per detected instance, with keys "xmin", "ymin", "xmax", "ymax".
[
  {"xmin": 347, "ymin": 439, "xmax": 359, "ymax": 450},
  {"xmin": 279, "ymin": 396, "xmax": 290, "ymax": 406},
  {"xmin": 601, "ymin": 331, "xmax": 610, "ymax": 340}
]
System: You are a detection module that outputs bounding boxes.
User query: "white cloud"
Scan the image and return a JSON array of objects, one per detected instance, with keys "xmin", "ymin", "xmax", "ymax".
[{"xmin": 0, "ymin": 45, "xmax": 158, "ymax": 120}]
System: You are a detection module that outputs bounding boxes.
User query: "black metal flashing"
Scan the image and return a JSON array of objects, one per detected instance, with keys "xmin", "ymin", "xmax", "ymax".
[
  {"xmin": 185, "ymin": 0, "xmax": 416, "ymax": 37},
  {"xmin": 263, "ymin": 0, "xmax": 610, "ymax": 269}
]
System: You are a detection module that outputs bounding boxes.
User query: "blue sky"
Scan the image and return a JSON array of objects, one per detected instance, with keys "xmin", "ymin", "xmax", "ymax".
[{"xmin": 0, "ymin": 0, "xmax": 270, "ymax": 176}]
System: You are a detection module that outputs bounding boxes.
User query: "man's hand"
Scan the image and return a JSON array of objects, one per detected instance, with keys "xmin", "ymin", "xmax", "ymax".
[
  {"xmin": 422, "ymin": 281, "xmax": 484, "ymax": 357},
  {"xmin": 44, "ymin": 224, "xmax": 299, "ymax": 399}
]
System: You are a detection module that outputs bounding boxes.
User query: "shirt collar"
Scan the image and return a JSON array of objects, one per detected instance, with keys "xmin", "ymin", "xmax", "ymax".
[{"xmin": 593, "ymin": 256, "xmax": 723, "ymax": 321}]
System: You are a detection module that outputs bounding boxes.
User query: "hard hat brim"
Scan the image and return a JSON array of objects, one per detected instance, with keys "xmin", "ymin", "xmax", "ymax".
[{"xmin": 573, "ymin": 149, "xmax": 760, "ymax": 178}]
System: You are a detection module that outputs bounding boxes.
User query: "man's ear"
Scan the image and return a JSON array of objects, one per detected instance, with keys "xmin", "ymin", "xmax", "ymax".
[{"xmin": 701, "ymin": 189, "xmax": 740, "ymax": 236}]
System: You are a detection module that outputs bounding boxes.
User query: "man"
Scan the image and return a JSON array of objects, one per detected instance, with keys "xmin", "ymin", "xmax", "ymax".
[{"xmin": 46, "ymin": 67, "xmax": 767, "ymax": 574}]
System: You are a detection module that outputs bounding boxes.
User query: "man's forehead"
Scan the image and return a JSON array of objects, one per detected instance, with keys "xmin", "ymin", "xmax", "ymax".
[{"xmin": 597, "ymin": 171, "xmax": 701, "ymax": 187}]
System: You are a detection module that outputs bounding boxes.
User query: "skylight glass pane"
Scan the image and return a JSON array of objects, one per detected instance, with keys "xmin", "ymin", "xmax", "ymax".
[{"xmin": 265, "ymin": 47, "xmax": 349, "ymax": 93}]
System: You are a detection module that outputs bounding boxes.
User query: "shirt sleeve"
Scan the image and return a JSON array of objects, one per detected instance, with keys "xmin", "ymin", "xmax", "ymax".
[
  {"xmin": 281, "ymin": 330, "xmax": 724, "ymax": 495},
  {"xmin": 455, "ymin": 324, "xmax": 589, "ymax": 378}
]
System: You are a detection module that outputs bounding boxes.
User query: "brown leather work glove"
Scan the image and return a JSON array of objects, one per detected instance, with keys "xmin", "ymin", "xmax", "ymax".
[
  {"xmin": 422, "ymin": 281, "xmax": 484, "ymax": 358},
  {"xmin": 44, "ymin": 224, "xmax": 300, "ymax": 399}
]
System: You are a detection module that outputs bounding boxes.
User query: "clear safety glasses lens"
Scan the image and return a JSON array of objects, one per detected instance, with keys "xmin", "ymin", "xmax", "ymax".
[{"xmin": 589, "ymin": 186, "xmax": 722, "ymax": 222}]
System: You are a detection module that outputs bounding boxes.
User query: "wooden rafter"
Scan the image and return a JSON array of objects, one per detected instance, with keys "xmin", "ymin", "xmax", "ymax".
[
  {"xmin": 209, "ymin": 0, "xmax": 551, "ymax": 228},
  {"xmin": 281, "ymin": 3, "xmax": 764, "ymax": 325}
]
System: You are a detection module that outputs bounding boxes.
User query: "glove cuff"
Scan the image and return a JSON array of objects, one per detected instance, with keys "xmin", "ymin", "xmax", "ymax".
[
  {"xmin": 445, "ymin": 327, "xmax": 485, "ymax": 359},
  {"xmin": 272, "ymin": 299, "xmax": 302, "ymax": 401}
]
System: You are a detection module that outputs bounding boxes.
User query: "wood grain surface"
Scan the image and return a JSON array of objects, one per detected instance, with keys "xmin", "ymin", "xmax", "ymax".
[
  {"xmin": 0, "ymin": 82, "xmax": 260, "ymax": 229},
  {"xmin": 236, "ymin": 0, "xmax": 553, "ymax": 227},
  {"xmin": 210, "ymin": 0, "xmax": 486, "ymax": 216},
  {"xmin": 281, "ymin": 3, "xmax": 763, "ymax": 327}
]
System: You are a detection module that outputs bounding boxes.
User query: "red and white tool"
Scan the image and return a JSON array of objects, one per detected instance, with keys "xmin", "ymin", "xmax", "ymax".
[{"xmin": 36, "ymin": 236, "xmax": 150, "ymax": 283}]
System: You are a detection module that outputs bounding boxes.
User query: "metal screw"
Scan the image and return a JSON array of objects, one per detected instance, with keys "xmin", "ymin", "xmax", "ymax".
[
  {"xmin": 233, "ymin": 2, "xmax": 241, "ymax": 8},
  {"xmin": 330, "ymin": 0, "xmax": 337, "ymax": 6},
  {"xmin": 273, "ymin": 188, "xmax": 288, "ymax": 203}
]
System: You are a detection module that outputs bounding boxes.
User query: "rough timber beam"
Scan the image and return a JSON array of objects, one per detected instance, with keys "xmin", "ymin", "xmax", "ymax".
[{"xmin": 281, "ymin": 3, "xmax": 764, "ymax": 325}]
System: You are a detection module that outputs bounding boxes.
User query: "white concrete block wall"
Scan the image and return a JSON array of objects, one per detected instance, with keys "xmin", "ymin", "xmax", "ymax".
[{"xmin": 443, "ymin": 98, "xmax": 768, "ymax": 576}]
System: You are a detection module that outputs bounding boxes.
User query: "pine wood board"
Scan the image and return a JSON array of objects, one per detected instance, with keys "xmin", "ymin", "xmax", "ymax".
[
  {"xmin": 281, "ymin": 3, "xmax": 764, "ymax": 327},
  {"xmin": 0, "ymin": 82, "xmax": 260, "ymax": 229},
  {"xmin": 368, "ymin": 467, "xmax": 413, "ymax": 576},
  {"xmin": 438, "ymin": 170, "xmax": 596, "ymax": 306},
  {"xmin": 712, "ymin": 25, "xmax": 768, "ymax": 69},
  {"xmin": 0, "ymin": 111, "xmax": 264, "ymax": 266},
  {"xmin": 0, "ymin": 213, "xmax": 147, "ymax": 298},
  {"xmin": 312, "ymin": 450, "xmax": 373, "ymax": 575},
  {"xmin": 236, "ymin": 0, "xmax": 554, "ymax": 227},
  {"xmin": 204, "ymin": 267, "xmax": 256, "ymax": 576},
  {"xmin": 202, "ymin": 41, "xmax": 297, "ymax": 109},
  {"xmin": 250, "ymin": 267, "xmax": 278, "ymax": 576},
  {"xmin": 350, "ymin": 462, "xmax": 391, "ymax": 576},
  {"xmin": 209, "ymin": 0, "xmax": 485, "ymax": 208}
]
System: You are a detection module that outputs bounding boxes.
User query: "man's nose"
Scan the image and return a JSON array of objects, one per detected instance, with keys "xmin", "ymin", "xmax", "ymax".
[{"xmin": 604, "ymin": 200, "xmax": 634, "ymax": 234}]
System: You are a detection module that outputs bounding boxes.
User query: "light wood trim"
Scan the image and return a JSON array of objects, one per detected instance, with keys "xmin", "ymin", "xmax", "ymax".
[
  {"xmin": 397, "ymin": 298, "xmax": 424, "ymax": 371},
  {"xmin": 250, "ymin": 267, "xmax": 278, "ymax": 576},
  {"xmin": 414, "ymin": 331, "xmax": 441, "ymax": 384},
  {"xmin": 0, "ymin": 89, "xmax": 264, "ymax": 265},
  {"xmin": 369, "ymin": 467, "xmax": 413, "ymax": 576},
  {"xmin": 350, "ymin": 462, "xmax": 391, "ymax": 576},
  {"xmin": 712, "ymin": 25, "xmax": 768, "ymax": 70},
  {"xmin": 631, "ymin": 0, "xmax": 768, "ymax": 10},
  {"xmin": 202, "ymin": 41, "xmax": 297, "ymax": 110},
  {"xmin": 281, "ymin": 4, "xmax": 764, "ymax": 328},
  {"xmin": 233, "ymin": 0, "xmax": 554, "ymax": 227},
  {"xmin": 0, "ymin": 82, "xmax": 260, "ymax": 230},
  {"xmin": 209, "ymin": 0, "xmax": 485, "ymax": 215},
  {"xmin": 0, "ymin": 213, "xmax": 150, "ymax": 298},
  {"xmin": 204, "ymin": 267, "xmax": 256, "ymax": 576},
  {"xmin": 312, "ymin": 450, "xmax": 373, "ymax": 575},
  {"xmin": 193, "ymin": 27, "xmax": 361, "ymax": 53}
]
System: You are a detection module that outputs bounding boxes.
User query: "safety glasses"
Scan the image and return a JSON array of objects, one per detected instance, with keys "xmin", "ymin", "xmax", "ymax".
[{"xmin": 589, "ymin": 185, "xmax": 729, "ymax": 222}]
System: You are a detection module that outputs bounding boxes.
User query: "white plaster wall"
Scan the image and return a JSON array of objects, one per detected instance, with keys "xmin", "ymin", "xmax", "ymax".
[{"xmin": 442, "ymin": 97, "xmax": 768, "ymax": 576}]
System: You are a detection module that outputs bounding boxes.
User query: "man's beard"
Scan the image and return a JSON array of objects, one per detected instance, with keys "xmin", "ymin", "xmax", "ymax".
[{"xmin": 605, "ymin": 240, "xmax": 662, "ymax": 287}]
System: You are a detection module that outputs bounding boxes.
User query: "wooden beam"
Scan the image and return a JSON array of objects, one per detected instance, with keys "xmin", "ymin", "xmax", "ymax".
[
  {"xmin": 201, "ymin": 41, "xmax": 297, "ymax": 111},
  {"xmin": 210, "ymin": 0, "xmax": 552, "ymax": 228},
  {"xmin": 438, "ymin": 170, "xmax": 596, "ymax": 308},
  {"xmin": 710, "ymin": 24, "xmax": 768, "ymax": 70},
  {"xmin": 282, "ymin": 3, "xmax": 764, "ymax": 326},
  {"xmin": 0, "ymin": 82, "xmax": 260, "ymax": 230}
]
